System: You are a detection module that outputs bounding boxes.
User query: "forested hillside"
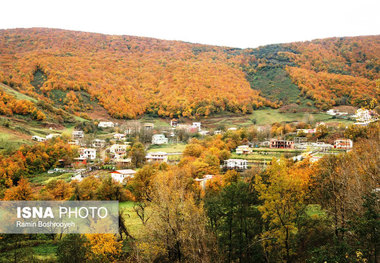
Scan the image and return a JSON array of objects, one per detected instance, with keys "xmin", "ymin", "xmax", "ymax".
[{"xmin": 0, "ymin": 28, "xmax": 378, "ymax": 119}]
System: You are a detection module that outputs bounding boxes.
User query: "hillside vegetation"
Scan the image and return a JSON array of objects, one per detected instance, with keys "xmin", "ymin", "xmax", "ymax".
[{"xmin": 0, "ymin": 28, "xmax": 379, "ymax": 120}]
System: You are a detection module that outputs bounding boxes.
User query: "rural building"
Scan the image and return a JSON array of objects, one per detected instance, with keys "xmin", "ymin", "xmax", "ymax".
[
  {"xmin": 72, "ymin": 130, "xmax": 84, "ymax": 139},
  {"xmin": 79, "ymin": 148, "xmax": 97, "ymax": 160},
  {"xmin": 146, "ymin": 152, "xmax": 168, "ymax": 163},
  {"xmin": 297, "ymin": 128, "xmax": 316, "ymax": 135},
  {"xmin": 98, "ymin": 121, "xmax": 114, "ymax": 128},
  {"xmin": 152, "ymin": 134, "xmax": 168, "ymax": 145},
  {"xmin": 46, "ymin": 134, "xmax": 60, "ymax": 140},
  {"xmin": 92, "ymin": 139, "xmax": 106, "ymax": 148},
  {"xmin": 111, "ymin": 169, "xmax": 136, "ymax": 184},
  {"xmin": 113, "ymin": 133, "xmax": 126, "ymax": 141},
  {"xmin": 32, "ymin": 136, "xmax": 46, "ymax": 142},
  {"xmin": 194, "ymin": 175, "xmax": 214, "ymax": 190},
  {"xmin": 110, "ymin": 144, "xmax": 129, "ymax": 158},
  {"xmin": 354, "ymin": 109, "xmax": 372, "ymax": 122},
  {"xmin": 326, "ymin": 109, "xmax": 348, "ymax": 116},
  {"xmin": 311, "ymin": 142, "xmax": 334, "ymax": 152},
  {"xmin": 199, "ymin": 130, "xmax": 209, "ymax": 136},
  {"xmin": 143, "ymin": 123, "xmax": 154, "ymax": 130},
  {"xmin": 236, "ymin": 145, "xmax": 253, "ymax": 155},
  {"xmin": 270, "ymin": 139, "xmax": 295, "ymax": 149},
  {"xmin": 224, "ymin": 159, "xmax": 248, "ymax": 170},
  {"xmin": 334, "ymin": 139, "xmax": 353, "ymax": 150}
]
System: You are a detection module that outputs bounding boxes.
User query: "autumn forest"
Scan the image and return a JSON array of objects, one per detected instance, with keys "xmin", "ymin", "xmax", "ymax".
[
  {"xmin": 0, "ymin": 28, "xmax": 378, "ymax": 120},
  {"xmin": 0, "ymin": 28, "xmax": 379, "ymax": 263}
]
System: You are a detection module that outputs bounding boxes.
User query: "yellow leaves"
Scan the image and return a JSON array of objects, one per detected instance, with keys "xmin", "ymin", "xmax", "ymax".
[
  {"xmin": 254, "ymin": 158, "xmax": 314, "ymax": 257},
  {"xmin": 85, "ymin": 234, "xmax": 122, "ymax": 261}
]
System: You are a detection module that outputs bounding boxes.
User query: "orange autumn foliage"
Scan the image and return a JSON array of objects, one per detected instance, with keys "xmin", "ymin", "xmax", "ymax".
[
  {"xmin": 0, "ymin": 88, "xmax": 46, "ymax": 120},
  {"xmin": 0, "ymin": 28, "xmax": 271, "ymax": 119},
  {"xmin": 285, "ymin": 36, "xmax": 380, "ymax": 109},
  {"xmin": 3, "ymin": 177, "xmax": 34, "ymax": 200}
]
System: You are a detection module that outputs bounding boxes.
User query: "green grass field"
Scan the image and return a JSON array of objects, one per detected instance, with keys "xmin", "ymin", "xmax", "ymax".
[
  {"xmin": 248, "ymin": 109, "xmax": 332, "ymax": 125},
  {"xmin": 148, "ymin": 143, "xmax": 187, "ymax": 153},
  {"xmin": 0, "ymin": 83, "xmax": 38, "ymax": 103},
  {"xmin": 28, "ymin": 172, "xmax": 73, "ymax": 185},
  {"xmin": 0, "ymin": 131, "xmax": 31, "ymax": 153},
  {"xmin": 119, "ymin": 201, "xmax": 145, "ymax": 238},
  {"xmin": 202, "ymin": 108, "xmax": 354, "ymax": 128},
  {"xmin": 32, "ymin": 243, "xmax": 57, "ymax": 261},
  {"xmin": 139, "ymin": 116, "xmax": 171, "ymax": 128},
  {"xmin": 0, "ymin": 240, "xmax": 57, "ymax": 262}
]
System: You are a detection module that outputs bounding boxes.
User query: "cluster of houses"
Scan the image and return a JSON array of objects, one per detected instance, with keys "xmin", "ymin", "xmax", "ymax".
[
  {"xmin": 32, "ymin": 111, "xmax": 378, "ymax": 187},
  {"xmin": 327, "ymin": 108, "xmax": 378, "ymax": 126},
  {"xmin": 32, "ymin": 133, "xmax": 60, "ymax": 142},
  {"xmin": 353, "ymin": 109, "xmax": 378, "ymax": 126},
  {"xmin": 235, "ymin": 138, "xmax": 353, "ymax": 153}
]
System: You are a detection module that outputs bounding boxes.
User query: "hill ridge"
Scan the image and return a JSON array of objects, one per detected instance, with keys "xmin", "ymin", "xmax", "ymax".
[{"xmin": 0, "ymin": 28, "xmax": 378, "ymax": 119}]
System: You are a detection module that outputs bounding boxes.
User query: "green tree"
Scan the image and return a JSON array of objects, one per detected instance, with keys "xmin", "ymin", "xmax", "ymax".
[
  {"xmin": 204, "ymin": 181, "xmax": 264, "ymax": 263},
  {"xmin": 56, "ymin": 234, "xmax": 91, "ymax": 263},
  {"xmin": 129, "ymin": 142, "xmax": 146, "ymax": 168}
]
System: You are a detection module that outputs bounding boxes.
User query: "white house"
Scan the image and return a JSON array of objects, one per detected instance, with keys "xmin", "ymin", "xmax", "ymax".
[
  {"xmin": 72, "ymin": 130, "xmax": 84, "ymax": 139},
  {"xmin": 79, "ymin": 148, "xmax": 97, "ymax": 160},
  {"xmin": 326, "ymin": 109, "xmax": 337, "ymax": 116},
  {"xmin": 92, "ymin": 139, "xmax": 106, "ymax": 148},
  {"xmin": 98, "ymin": 121, "xmax": 114, "ymax": 128},
  {"xmin": 354, "ymin": 109, "xmax": 371, "ymax": 122},
  {"xmin": 110, "ymin": 144, "xmax": 129, "ymax": 159},
  {"xmin": 297, "ymin": 128, "xmax": 316, "ymax": 135},
  {"xmin": 110, "ymin": 169, "xmax": 136, "ymax": 184},
  {"xmin": 311, "ymin": 142, "xmax": 334, "ymax": 152},
  {"xmin": 32, "ymin": 135, "xmax": 46, "ymax": 142},
  {"xmin": 199, "ymin": 130, "xmax": 209, "ymax": 136},
  {"xmin": 334, "ymin": 139, "xmax": 353, "ymax": 150},
  {"xmin": 194, "ymin": 175, "xmax": 214, "ymax": 190},
  {"xmin": 146, "ymin": 152, "xmax": 168, "ymax": 163},
  {"xmin": 326, "ymin": 109, "xmax": 348, "ymax": 116},
  {"xmin": 152, "ymin": 134, "xmax": 168, "ymax": 145},
  {"xmin": 224, "ymin": 159, "xmax": 248, "ymax": 170},
  {"xmin": 228, "ymin": 127, "xmax": 237, "ymax": 131},
  {"xmin": 46, "ymin": 134, "xmax": 60, "ymax": 140},
  {"xmin": 236, "ymin": 145, "xmax": 253, "ymax": 155},
  {"xmin": 113, "ymin": 133, "xmax": 126, "ymax": 141}
]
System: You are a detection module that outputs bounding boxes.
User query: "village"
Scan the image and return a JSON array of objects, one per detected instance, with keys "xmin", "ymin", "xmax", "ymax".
[{"xmin": 30, "ymin": 107, "xmax": 379, "ymax": 187}]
